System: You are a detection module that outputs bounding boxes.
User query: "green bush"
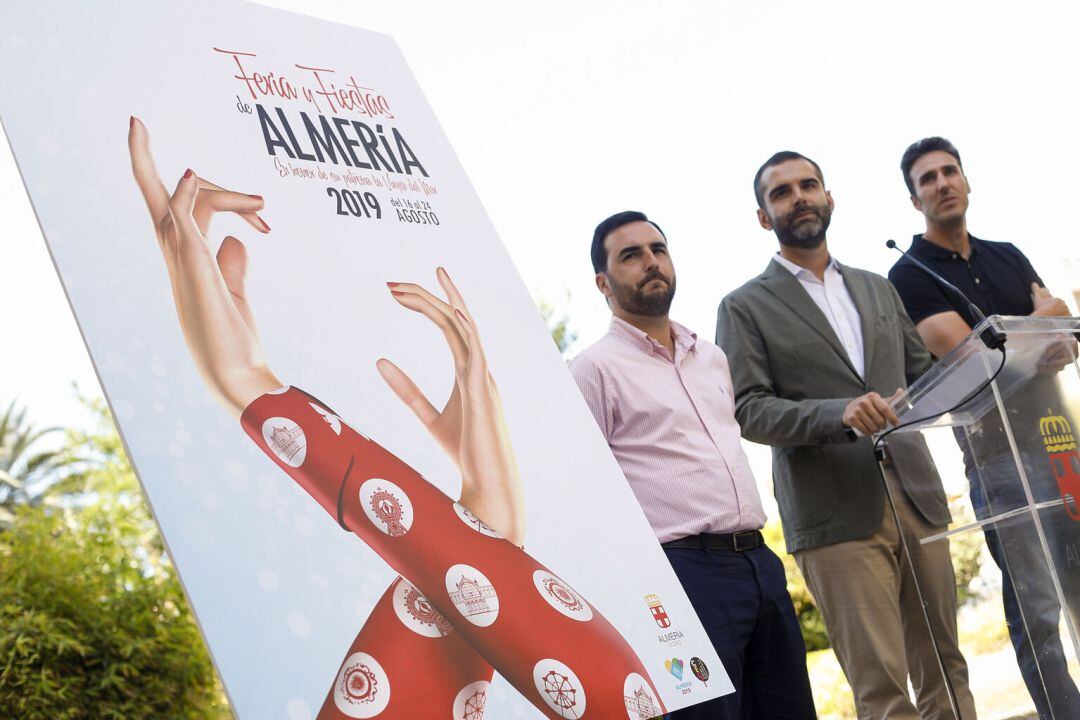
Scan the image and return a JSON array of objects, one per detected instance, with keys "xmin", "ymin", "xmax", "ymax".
[
  {"xmin": 0, "ymin": 399, "xmax": 229, "ymax": 719},
  {"xmin": 763, "ymin": 520, "xmax": 830, "ymax": 651}
]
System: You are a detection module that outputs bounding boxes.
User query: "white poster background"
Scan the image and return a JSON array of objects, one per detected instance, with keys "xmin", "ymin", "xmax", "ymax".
[{"xmin": 0, "ymin": 1, "xmax": 729, "ymax": 717}]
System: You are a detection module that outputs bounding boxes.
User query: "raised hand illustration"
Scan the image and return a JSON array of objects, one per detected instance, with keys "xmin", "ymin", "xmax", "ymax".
[{"xmin": 129, "ymin": 117, "xmax": 665, "ymax": 720}]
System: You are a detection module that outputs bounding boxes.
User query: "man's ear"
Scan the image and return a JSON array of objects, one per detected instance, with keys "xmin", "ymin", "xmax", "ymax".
[
  {"xmin": 596, "ymin": 272, "xmax": 616, "ymax": 309},
  {"xmin": 910, "ymin": 194, "xmax": 922, "ymax": 212},
  {"xmin": 826, "ymin": 189, "xmax": 835, "ymax": 213},
  {"xmin": 757, "ymin": 207, "xmax": 773, "ymax": 231},
  {"xmin": 596, "ymin": 272, "xmax": 610, "ymax": 297}
]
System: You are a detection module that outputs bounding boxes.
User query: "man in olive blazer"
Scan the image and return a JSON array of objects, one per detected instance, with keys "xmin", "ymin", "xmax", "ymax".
[{"xmin": 715, "ymin": 151, "xmax": 976, "ymax": 720}]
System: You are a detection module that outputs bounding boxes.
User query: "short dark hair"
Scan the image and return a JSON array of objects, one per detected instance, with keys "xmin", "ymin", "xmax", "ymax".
[
  {"xmin": 753, "ymin": 151, "xmax": 825, "ymax": 208},
  {"xmin": 900, "ymin": 137, "xmax": 963, "ymax": 196},
  {"xmin": 591, "ymin": 210, "xmax": 665, "ymax": 274}
]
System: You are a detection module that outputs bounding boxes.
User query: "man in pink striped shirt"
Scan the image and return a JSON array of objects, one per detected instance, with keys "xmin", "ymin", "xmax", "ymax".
[{"xmin": 569, "ymin": 211, "xmax": 815, "ymax": 719}]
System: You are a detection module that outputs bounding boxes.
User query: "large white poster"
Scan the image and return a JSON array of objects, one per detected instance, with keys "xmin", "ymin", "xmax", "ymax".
[{"xmin": 0, "ymin": 1, "xmax": 729, "ymax": 717}]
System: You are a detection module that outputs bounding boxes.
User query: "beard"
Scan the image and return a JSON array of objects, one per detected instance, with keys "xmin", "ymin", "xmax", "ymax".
[
  {"xmin": 928, "ymin": 195, "xmax": 967, "ymax": 229},
  {"xmin": 771, "ymin": 201, "xmax": 832, "ymax": 249},
  {"xmin": 607, "ymin": 269, "xmax": 676, "ymax": 317}
]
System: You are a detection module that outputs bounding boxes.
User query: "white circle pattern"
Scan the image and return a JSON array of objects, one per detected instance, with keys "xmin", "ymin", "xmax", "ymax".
[
  {"xmin": 445, "ymin": 564, "xmax": 500, "ymax": 627},
  {"xmin": 532, "ymin": 658, "xmax": 586, "ymax": 718},
  {"xmin": 261, "ymin": 417, "xmax": 306, "ymax": 467},
  {"xmin": 359, "ymin": 478, "xmax": 413, "ymax": 537},
  {"xmin": 333, "ymin": 652, "xmax": 390, "ymax": 718},
  {"xmin": 532, "ymin": 570, "xmax": 593, "ymax": 622}
]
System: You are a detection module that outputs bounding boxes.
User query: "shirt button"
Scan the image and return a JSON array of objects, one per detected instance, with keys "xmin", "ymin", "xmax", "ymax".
[
  {"xmin": 952, "ymin": 253, "xmax": 959, "ymax": 259},
  {"xmin": 974, "ymin": 278, "xmax": 981, "ymax": 284}
]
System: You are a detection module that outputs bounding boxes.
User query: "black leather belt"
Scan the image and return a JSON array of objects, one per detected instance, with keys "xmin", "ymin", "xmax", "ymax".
[{"xmin": 661, "ymin": 530, "xmax": 764, "ymax": 552}]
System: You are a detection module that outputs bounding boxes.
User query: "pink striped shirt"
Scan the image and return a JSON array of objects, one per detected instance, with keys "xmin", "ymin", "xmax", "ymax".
[{"xmin": 570, "ymin": 316, "xmax": 766, "ymax": 542}]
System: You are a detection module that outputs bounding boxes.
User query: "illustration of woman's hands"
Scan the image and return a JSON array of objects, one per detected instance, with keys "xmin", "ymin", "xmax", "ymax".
[
  {"xmin": 128, "ymin": 117, "xmax": 281, "ymax": 417},
  {"xmin": 377, "ymin": 269, "xmax": 526, "ymax": 545}
]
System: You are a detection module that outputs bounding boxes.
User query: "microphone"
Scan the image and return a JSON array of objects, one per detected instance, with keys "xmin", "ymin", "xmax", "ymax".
[{"xmin": 886, "ymin": 239, "xmax": 1007, "ymax": 350}]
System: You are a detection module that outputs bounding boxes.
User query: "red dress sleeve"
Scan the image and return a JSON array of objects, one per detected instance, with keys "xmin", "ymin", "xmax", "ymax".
[{"xmin": 242, "ymin": 386, "xmax": 666, "ymax": 719}]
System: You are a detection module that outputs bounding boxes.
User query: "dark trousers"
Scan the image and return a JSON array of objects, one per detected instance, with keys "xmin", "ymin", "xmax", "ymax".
[
  {"xmin": 663, "ymin": 544, "xmax": 816, "ymax": 719},
  {"xmin": 970, "ymin": 455, "xmax": 1080, "ymax": 720}
]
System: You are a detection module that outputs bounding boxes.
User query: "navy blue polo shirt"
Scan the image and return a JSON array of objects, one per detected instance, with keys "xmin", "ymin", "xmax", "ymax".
[
  {"xmin": 890, "ymin": 234, "xmax": 1060, "ymax": 472},
  {"xmin": 888, "ymin": 233, "xmax": 1044, "ymax": 327}
]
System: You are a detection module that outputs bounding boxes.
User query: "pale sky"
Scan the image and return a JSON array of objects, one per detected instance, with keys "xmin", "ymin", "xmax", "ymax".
[{"xmin": 3, "ymin": 0, "xmax": 1079, "ymax": 445}]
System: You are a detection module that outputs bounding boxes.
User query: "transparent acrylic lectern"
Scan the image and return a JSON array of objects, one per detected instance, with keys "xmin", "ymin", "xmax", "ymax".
[{"xmin": 879, "ymin": 315, "xmax": 1080, "ymax": 719}]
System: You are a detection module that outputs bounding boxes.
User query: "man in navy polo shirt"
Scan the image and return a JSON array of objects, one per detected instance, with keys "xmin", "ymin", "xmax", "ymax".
[{"xmin": 889, "ymin": 136, "xmax": 1080, "ymax": 719}]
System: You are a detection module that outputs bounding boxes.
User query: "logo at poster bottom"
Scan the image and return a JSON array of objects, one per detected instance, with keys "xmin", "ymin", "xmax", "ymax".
[
  {"xmin": 690, "ymin": 657, "xmax": 710, "ymax": 684},
  {"xmin": 333, "ymin": 652, "xmax": 390, "ymax": 718},
  {"xmin": 452, "ymin": 679, "xmax": 490, "ymax": 720},
  {"xmin": 532, "ymin": 658, "xmax": 586, "ymax": 718},
  {"xmin": 645, "ymin": 593, "xmax": 671, "ymax": 628},
  {"xmin": 622, "ymin": 672, "xmax": 663, "ymax": 720}
]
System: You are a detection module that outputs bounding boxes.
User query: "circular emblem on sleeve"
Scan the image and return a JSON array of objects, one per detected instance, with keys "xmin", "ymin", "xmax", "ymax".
[
  {"xmin": 333, "ymin": 652, "xmax": 390, "ymax": 717},
  {"xmin": 359, "ymin": 479, "xmax": 413, "ymax": 537},
  {"xmin": 262, "ymin": 417, "xmax": 306, "ymax": 467},
  {"xmin": 452, "ymin": 680, "xmax": 490, "ymax": 720},
  {"xmin": 532, "ymin": 570, "xmax": 592, "ymax": 622},
  {"xmin": 532, "ymin": 659, "xmax": 586, "ymax": 718},
  {"xmin": 392, "ymin": 578, "xmax": 453, "ymax": 637},
  {"xmin": 452, "ymin": 502, "xmax": 503, "ymax": 538},
  {"xmin": 445, "ymin": 564, "xmax": 499, "ymax": 627},
  {"xmin": 623, "ymin": 672, "xmax": 663, "ymax": 719}
]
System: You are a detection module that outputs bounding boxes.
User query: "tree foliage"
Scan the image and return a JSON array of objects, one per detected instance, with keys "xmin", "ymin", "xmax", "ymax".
[
  {"xmin": 0, "ymin": 398, "xmax": 68, "ymax": 527},
  {"xmin": 535, "ymin": 290, "xmax": 578, "ymax": 356},
  {"xmin": 0, "ymin": 398, "xmax": 229, "ymax": 719}
]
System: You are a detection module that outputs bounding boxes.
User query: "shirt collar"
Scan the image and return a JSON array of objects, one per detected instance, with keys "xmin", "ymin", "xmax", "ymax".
[
  {"xmin": 608, "ymin": 315, "xmax": 697, "ymax": 356},
  {"xmin": 773, "ymin": 252, "xmax": 840, "ymax": 281},
  {"xmin": 910, "ymin": 233, "xmax": 982, "ymax": 260}
]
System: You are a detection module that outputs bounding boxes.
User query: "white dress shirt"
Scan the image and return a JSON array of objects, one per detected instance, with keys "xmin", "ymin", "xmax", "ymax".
[{"xmin": 773, "ymin": 253, "xmax": 865, "ymax": 377}]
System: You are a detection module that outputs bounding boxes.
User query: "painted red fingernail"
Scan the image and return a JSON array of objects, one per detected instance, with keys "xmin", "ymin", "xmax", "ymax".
[
  {"xmin": 455, "ymin": 308, "xmax": 469, "ymax": 324},
  {"xmin": 386, "ymin": 282, "xmax": 399, "ymax": 288},
  {"xmin": 390, "ymin": 290, "xmax": 405, "ymax": 297},
  {"xmin": 248, "ymin": 194, "xmax": 263, "ymax": 201},
  {"xmin": 258, "ymin": 217, "xmax": 271, "ymax": 232},
  {"xmin": 129, "ymin": 115, "xmax": 135, "ymax": 129},
  {"xmin": 183, "ymin": 168, "xmax": 193, "ymax": 179}
]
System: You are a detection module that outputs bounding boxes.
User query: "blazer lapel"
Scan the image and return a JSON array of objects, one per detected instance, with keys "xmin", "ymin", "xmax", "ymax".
[
  {"xmin": 837, "ymin": 262, "xmax": 876, "ymax": 378},
  {"xmin": 759, "ymin": 259, "xmax": 860, "ymax": 378}
]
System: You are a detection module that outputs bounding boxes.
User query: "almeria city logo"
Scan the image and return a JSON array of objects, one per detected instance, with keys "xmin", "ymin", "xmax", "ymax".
[
  {"xmin": 1040, "ymin": 409, "xmax": 1080, "ymax": 521},
  {"xmin": 645, "ymin": 594, "xmax": 671, "ymax": 628}
]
